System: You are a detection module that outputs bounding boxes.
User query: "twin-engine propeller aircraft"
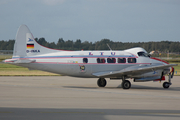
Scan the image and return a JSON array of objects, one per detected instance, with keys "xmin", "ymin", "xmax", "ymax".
[{"xmin": 4, "ymin": 25, "xmax": 177, "ymax": 89}]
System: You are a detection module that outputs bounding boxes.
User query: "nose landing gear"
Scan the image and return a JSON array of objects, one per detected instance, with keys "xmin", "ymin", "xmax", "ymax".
[
  {"xmin": 163, "ymin": 82, "xmax": 171, "ymax": 89},
  {"xmin": 163, "ymin": 73, "xmax": 172, "ymax": 89}
]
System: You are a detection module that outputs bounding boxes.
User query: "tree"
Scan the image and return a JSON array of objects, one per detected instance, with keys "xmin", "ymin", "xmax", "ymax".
[
  {"xmin": 36, "ymin": 38, "xmax": 48, "ymax": 47},
  {"xmin": 57, "ymin": 38, "xmax": 65, "ymax": 49},
  {"xmin": 74, "ymin": 39, "xmax": 81, "ymax": 50},
  {"xmin": 0, "ymin": 39, "xmax": 180, "ymax": 53}
]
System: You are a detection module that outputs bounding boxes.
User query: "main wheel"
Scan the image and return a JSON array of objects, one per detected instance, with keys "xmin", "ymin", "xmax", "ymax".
[
  {"xmin": 163, "ymin": 82, "xmax": 170, "ymax": 89},
  {"xmin": 97, "ymin": 78, "xmax": 107, "ymax": 87},
  {"xmin": 121, "ymin": 80, "xmax": 131, "ymax": 89}
]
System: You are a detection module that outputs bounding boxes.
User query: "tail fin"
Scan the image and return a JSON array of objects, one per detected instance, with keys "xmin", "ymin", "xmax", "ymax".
[{"xmin": 13, "ymin": 25, "xmax": 60, "ymax": 58}]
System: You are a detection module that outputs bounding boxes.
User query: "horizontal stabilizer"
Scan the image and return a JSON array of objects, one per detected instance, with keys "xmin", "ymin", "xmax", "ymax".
[{"xmin": 3, "ymin": 59, "xmax": 35, "ymax": 63}]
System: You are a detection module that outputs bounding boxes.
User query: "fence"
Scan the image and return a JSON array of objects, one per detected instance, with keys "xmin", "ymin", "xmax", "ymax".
[{"xmin": 0, "ymin": 50, "xmax": 13, "ymax": 55}]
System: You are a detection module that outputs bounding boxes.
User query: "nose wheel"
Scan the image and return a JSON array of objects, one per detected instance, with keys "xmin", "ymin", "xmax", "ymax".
[
  {"xmin": 163, "ymin": 73, "xmax": 172, "ymax": 89},
  {"xmin": 163, "ymin": 82, "xmax": 171, "ymax": 89}
]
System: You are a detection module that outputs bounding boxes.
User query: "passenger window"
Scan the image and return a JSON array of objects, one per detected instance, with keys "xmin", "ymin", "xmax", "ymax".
[
  {"xmin": 107, "ymin": 58, "xmax": 116, "ymax": 63},
  {"xmin": 97, "ymin": 58, "xmax": 100, "ymax": 63},
  {"xmin": 128, "ymin": 58, "xmax": 136, "ymax": 63},
  {"xmin": 101, "ymin": 58, "xmax": 106, "ymax": 63},
  {"xmin": 118, "ymin": 58, "xmax": 126, "ymax": 63},
  {"xmin": 97, "ymin": 58, "xmax": 106, "ymax": 63},
  {"xmin": 83, "ymin": 58, "xmax": 88, "ymax": 63}
]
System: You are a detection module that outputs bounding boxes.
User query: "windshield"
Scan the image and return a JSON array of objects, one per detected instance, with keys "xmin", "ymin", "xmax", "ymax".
[{"xmin": 138, "ymin": 52, "xmax": 150, "ymax": 57}]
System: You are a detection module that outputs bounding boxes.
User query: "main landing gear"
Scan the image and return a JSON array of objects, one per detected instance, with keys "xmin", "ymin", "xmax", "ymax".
[
  {"xmin": 121, "ymin": 80, "xmax": 131, "ymax": 89},
  {"xmin": 121, "ymin": 76, "xmax": 131, "ymax": 89},
  {"xmin": 97, "ymin": 77, "xmax": 131, "ymax": 89},
  {"xmin": 97, "ymin": 78, "xmax": 107, "ymax": 87}
]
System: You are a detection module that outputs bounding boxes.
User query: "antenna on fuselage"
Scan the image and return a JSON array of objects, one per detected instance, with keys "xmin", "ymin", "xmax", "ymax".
[{"xmin": 107, "ymin": 44, "xmax": 112, "ymax": 51}]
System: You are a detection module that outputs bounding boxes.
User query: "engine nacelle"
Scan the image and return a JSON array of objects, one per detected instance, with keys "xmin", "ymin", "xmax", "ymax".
[{"xmin": 134, "ymin": 76, "xmax": 161, "ymax": 82}]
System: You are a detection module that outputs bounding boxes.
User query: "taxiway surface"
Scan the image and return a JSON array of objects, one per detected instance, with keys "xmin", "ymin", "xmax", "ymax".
[{"xmin": 0, "ymin": 76, "xmax": 180, "ymax": 120}]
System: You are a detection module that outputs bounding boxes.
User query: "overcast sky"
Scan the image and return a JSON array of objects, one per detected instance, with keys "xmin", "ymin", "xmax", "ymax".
[{"xmin": 0, "ymin": 0, "xmax": 180, "ymax": 43}]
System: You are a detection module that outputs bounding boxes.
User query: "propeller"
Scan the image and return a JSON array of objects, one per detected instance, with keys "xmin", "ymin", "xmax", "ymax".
[
  {"xmin": 170, "ymin": 67, "xmax": 174, "ymax": 78},
  {"xmin": 167, "ymin": 67, "xmax": 174, "ymax": 85},
  {"xmin": 160, "ymin": 72, "xmax": 164, "ymax": 83}
]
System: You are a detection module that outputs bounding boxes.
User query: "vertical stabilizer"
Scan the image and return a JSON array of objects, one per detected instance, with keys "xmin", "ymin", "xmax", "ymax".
[
  {"xmin": 13, "ymin": 25, "xmax": 61, "ymax": 58},
  {"xmin": 13, "ymin": 25, "xmax": 30, "ymax": 57}
]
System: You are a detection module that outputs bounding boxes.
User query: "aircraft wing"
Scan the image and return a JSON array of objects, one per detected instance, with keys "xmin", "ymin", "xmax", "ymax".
[{"xmin": 92, "ymin": 64, "xmax": 177, "ymax": 78}]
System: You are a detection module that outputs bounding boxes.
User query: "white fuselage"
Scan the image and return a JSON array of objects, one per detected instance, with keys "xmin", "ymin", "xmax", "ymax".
[{"xmin": 12, "ymin": 49, "xmax": 167, "ymax": 78}]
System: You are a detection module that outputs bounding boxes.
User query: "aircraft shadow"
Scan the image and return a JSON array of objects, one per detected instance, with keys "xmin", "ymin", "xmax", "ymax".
[
  {"xmin": 63, "ymin": 85, "xmax": 180, "ymax": 91},
  {"xmin": 63, "ymin": 86, "xmax": 98, "ymax": 89},
  {"xmin": 130, "ymin": 84, "xmax": 180, "ymax": 91}
]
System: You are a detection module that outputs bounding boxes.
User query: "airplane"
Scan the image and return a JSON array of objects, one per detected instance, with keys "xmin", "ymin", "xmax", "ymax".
[{"xmin": 3, "ymin": 25, "xmax": 177, "ymax": 89}]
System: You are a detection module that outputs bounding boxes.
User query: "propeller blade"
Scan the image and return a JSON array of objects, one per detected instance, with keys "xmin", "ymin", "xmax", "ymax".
[{"xmin": 171, "ymin": 67, "xmax": 174, "ymax": 78}]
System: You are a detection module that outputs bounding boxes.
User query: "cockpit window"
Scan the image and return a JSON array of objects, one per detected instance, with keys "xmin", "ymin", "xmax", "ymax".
[{"xmin": 138, "ymin": 52, "xmax": 150, "ymax": 57}]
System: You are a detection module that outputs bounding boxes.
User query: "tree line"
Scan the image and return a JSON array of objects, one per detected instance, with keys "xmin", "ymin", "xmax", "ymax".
[{"xmin": 0, "ymin": 38, "xmax": 180, "ymax": 53}]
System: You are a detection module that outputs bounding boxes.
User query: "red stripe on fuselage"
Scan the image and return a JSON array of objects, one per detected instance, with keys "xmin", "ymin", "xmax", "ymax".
[
  {"xmin": 150, "ymin": 57, "xmax": 169, "ymax": 64},
  {"xmin": 31, "ymin": 62, "xmax": 151, "ymax": 65}
]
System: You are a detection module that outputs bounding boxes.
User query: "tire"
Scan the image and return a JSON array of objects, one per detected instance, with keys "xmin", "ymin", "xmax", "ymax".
[
  {"xmin": 97, "ymin": 78, "xmax": 107, "ymax": 87},
  {"xmin": 121, "ymin": 80, "xmax": 131, "ymax": 89},
  {"xmin": 163, "ymin": 82, "xmax": 170, "ymax": 89}
]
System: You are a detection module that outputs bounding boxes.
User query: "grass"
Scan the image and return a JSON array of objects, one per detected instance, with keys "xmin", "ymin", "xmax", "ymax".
[
  {"xmin": 0, "ymin": 63, "xmax": 60, "ymax": 76},
  {"xmin": 172, "ymin": 64, "xmax": 180, "ymax": 76},
  {"xmin": 0, "ymin": 63, "xmax": 23, "ymax": 68},
  {"xmin": 0, "ymin": 55, "xmax": 12, "ymax": 61}
]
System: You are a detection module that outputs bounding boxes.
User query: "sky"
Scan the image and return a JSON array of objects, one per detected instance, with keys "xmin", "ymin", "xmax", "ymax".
[{"xmin": 0, "ymin": 0, "xmax": 180, "ymax": 43}]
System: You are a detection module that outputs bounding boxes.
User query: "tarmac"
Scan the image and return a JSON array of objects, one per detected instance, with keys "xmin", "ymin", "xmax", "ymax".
[{"xmin": 0, "ymin": 76, "xmax": 180, "ymax": 120}]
